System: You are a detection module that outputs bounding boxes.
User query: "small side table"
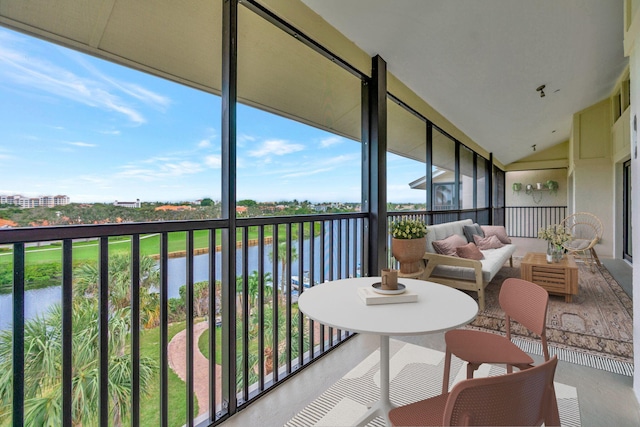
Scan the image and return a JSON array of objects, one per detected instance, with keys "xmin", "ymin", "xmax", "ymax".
[{"xmin": 521, "ymin": 252, "xmax": 578, "ymax": 302}]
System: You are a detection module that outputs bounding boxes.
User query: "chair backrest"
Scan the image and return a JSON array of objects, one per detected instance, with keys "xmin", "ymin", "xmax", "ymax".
[
  {"xmin": 561, "ymin": 212, "xmax": 603, "ymax": 242},
  {"xmin": 443, "ymin": 356, "xmax": 559, "ymax": 426},
  {"xmin": 499, "ymin": 278, "xmax": 549, "ymax": 337}
]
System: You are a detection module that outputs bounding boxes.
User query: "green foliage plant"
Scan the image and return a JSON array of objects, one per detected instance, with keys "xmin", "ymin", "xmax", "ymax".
[{"xmin": 390, "ymin": 218, "xmax": 428, "ymax": 239}]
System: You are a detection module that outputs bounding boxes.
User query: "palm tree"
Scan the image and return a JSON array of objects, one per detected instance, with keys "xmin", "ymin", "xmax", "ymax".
[
  {"xmin": 252, "ymin": 304, "xmax": 287, "ymax": 376},
  {"xmin": 74, "ymin": 253, "xmax": 160, "ymax": 327},
  {"xmin": 236, "ymin": 271, "xmax": 273, "ymax": 311},
  {"xmin": 268, "ymin": 241, "xmax": 298, "ymax": 295},
  {"xmin": 0, "ymin": 299, "xmax": 156, "ymax": 426}
]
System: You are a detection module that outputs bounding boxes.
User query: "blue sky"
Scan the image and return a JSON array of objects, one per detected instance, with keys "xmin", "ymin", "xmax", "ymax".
[{"xmin": 0, "ymin": 27, "xmax": 426, "ymax": 204}]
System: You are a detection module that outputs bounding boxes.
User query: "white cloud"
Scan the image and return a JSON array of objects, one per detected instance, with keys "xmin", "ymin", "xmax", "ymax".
[
  {"xmin": 198, "ymin": 139, "xmax": 211, "ymax": 148},
  {"xmin": 204, "ymin": 155, "xmax": 221, "ymax": 168},
  {"xmin": 249, "ymin": 139, "xmax": 304, "ymax": 157},
  {"xmin": 115, "ymin": 160, "xmax": 204, "ymax": 181},
  {"xmin": 0, "ymin": 39, "xmax": 149, "ymax": 124},
  {"xmin": 282, "ymin": 167, "xmax": 334, "ymax": 178},
  {"xmin": 141, "ymin": 156, "xmax": 173, "ymax": 164},
  {"xmin": 237, "ymin": 134, "xmax": 256, "ymax": 146},
  {"xmin": 320, "ymin": 136, "xmax": 343, "ymax": 148},
  {"xmin": 66, "ymin": 141, "xmax": 97, "ymax": 147}
]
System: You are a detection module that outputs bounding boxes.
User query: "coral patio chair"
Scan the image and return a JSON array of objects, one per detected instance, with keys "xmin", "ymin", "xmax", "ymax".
[
  {"xmin": 560, "ymin": 212, "xmax": 603, "ymax": 272},
  {"xmin": 441, "ymin": 278, "xmax": 550, "ymax": 394},
  {"xmin": 389, "ymin": 356, "xmax": 560, "ymax": 427}
]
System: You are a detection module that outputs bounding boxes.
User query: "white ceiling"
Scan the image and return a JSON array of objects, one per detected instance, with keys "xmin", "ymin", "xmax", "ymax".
[{"xmin": 301, "ymin": 0, "xmax": 628, "ymax": 165}]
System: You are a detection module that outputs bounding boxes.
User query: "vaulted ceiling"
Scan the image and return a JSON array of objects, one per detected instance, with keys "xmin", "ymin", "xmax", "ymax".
[{"xmin": 301, "ymin": 0, "xmax": 628, "ymax": 165}]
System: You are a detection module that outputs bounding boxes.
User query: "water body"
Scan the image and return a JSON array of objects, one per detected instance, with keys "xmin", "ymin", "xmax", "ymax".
[{"xmin": 0, "ymin": 234, "xmax": 362, "ymax": 330}]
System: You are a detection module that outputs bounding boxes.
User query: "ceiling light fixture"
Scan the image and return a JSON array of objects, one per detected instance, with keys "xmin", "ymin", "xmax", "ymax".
[{"xmin": 536, "ymin": 85, "xmax": 546, "ymax": 97}]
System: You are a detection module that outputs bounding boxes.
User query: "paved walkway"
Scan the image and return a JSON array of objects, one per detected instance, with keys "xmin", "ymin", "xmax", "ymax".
[{"xmin": 167, "ymin": 321, "xmax": 221, "ymax": 416}]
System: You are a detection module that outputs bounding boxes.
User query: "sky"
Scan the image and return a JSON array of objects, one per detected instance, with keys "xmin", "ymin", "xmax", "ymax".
[{"xmin": 0, "ymin": 27, "xmax": 427, "ymax": 204}]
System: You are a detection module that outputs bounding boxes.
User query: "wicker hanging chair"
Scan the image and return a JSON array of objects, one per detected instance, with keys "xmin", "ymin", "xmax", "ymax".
[{"xmin": 560, "ymin": 212, "xmax": 603, "ymax": 272}]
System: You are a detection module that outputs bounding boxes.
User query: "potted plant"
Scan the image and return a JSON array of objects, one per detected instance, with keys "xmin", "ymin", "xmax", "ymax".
[
  {"xmin": 390, "ymin": 218, "xmax": 428, "ymax": 274},
  {"xmin": 538, "ymin": 224, "xmax": 572, "ymax": 263},
  {"xmin": 546, "ymin": 180, "xmax": 559, "ymax": 195}
]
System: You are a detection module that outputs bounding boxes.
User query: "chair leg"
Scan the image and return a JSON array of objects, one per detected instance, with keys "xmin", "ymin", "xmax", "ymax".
[
  {"xmin": 442, "ymin": 348, "xmax": 452, "ymax": 394},
  {"xmin": 591, "ymin": 247, "xmax": 602, "ymax": 268},
  {"xmin": 466, "ymin": 362, "xmax": 480, "ymax": 379},
  {"xmin": 477, "ymin": 288, "xmax": 485, "ymax": 311},
  {"xmin": 545, "ymin": 383, "xmax": 561, "ymax": 427}
]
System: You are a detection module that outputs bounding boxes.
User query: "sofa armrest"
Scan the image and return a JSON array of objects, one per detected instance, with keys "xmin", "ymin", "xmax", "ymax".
[{"xmin": 422, "ymin": 252, "xmax": 483, "ymax": 283}]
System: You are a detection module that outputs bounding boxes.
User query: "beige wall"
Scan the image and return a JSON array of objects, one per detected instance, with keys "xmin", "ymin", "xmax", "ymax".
[
  {"xmin": 623, "ymin": 0, "xmax": 639, "ymax": 401},
  {"xmin": 569, "ymin": 99, "xmax": 616, "ymax": 260},
  {"xmin": 505, "ymin": 169, "xmax": 567, "ymax": 207}
]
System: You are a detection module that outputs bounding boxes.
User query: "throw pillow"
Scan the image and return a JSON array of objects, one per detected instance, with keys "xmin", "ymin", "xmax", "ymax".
[
  {"xmin": 455, "ymin": 242, "xmax": 484, "ymax": 260},
  {"xmin": 431, "ymin": 234, "xmax": 467, "ymax": 256},
  {"xmin": 480, "ymin": 225, "xmax": 512, "ymax": 244},
  {"xmin": 473, "ymin": 234, "xmax": 504, "ymax": 250},
  {"xmin": 463, "ymin": 223, "xmax": 484, "ymax": 243}
]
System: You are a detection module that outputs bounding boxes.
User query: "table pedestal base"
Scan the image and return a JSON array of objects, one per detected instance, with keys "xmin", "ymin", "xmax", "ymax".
[{"xmin": 355, "ymin": 335, "xmax": 394, "ymax": 427}]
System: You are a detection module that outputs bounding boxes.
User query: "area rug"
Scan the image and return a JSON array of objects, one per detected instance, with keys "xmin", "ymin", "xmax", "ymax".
[
  {"xmin": 285, "ymin": 340, "xmax": 580, "ymax": 427},
  {"xmin": 467, "ymin": 258, "xmax": 634, "ymax": 376}
]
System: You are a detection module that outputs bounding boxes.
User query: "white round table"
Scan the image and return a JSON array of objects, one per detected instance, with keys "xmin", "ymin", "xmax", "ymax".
[{"xmin": 298, "ymin": 277, "xmax": 478, "ymax": 426}]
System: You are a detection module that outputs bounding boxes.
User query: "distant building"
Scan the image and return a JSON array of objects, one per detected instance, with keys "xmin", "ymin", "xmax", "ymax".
[
  {"xmin": 114, "ymin": 199, "xmax": 141, "ymax": 208},
  {"xmin": 0, "ymin": 194, "xmax": 70, "ymax": 208}
]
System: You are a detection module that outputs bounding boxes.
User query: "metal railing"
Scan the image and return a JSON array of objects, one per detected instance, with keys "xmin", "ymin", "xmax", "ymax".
[
  {"xmin": 505, "ymin": 206, "xmax": 568, "ymax": 237},
  {"xmin": 0, "ymin": 213, "xmax": 366, "ymax": 426},
  {"xmin": 3, "ymin": 205, "xmax": 548, "ymax": 426}
]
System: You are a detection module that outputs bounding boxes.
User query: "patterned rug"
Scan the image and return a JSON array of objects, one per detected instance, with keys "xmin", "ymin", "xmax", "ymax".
[
  {"xmin": 285, "ymin": 340, "xmax": 580, "ymax": 427},
  {"xmin": 467, "ymin": 258, "xmax": 634, "ymax": 376}
]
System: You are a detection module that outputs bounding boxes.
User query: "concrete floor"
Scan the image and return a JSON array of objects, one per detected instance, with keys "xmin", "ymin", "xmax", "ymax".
[{"xmin": 221, "ymin": 238, "xmax": 640, "ymax": 427}]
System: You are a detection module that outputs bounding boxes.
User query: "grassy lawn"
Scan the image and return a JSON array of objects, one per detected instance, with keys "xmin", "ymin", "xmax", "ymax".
[
  {"xmin": 138, "ymin": 321, "xmax": 199, "ymax": 427},
  {"xmin": 198, "ymin": 325, "xmax": 221, "ymax": 365},
  {"xmin": 0, "ymin": 222, "xmax": 321, "ymax": 266},
  {"xmin": 0, "ymin": 224, "xmax": 314, "ymax": 265}
]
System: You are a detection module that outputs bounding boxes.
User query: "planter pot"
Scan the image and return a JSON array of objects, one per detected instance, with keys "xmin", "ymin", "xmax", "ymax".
[{"xmin": 392, "ymin": 238, "xmax": 426, "ymax": 274}]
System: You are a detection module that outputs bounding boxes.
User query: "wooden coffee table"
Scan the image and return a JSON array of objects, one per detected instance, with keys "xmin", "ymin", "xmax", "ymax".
[{"xmin": 521, "ymin": 252, "xmax": 578, "ymax": 302}]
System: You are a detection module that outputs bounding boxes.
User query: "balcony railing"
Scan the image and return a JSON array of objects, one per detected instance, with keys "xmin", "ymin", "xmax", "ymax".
[
  {"xmin": 1, "ymin": 206, "xmax": 519, "ymax": 426},
  {"xmin": 0, "ymin": 213, "xmax": 366, "ymax": 426},
  {"xmin": 505, "ymin": 206, "xmax": 568, "ymax": 238}
]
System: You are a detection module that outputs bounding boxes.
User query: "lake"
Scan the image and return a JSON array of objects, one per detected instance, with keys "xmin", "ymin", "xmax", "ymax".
[{"xmin": 0, "ymin": 234, "xmax": 362, "ymax": 330}]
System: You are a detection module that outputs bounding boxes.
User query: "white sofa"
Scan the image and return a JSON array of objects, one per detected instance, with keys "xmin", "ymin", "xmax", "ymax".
[{"xmin": 419, "ymin": 219, "xmax": 516, "ymax": 310}]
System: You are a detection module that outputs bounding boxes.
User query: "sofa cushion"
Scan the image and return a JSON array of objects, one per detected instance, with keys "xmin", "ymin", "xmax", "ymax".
[
  {"xmin": 432, "ymin": 234, "xmax": 467, "ymax": 256},
  {"xmin": 473, "ymin": 234, "xmax": 504, "ymax": 250},
  {"xmin": 456, "ymin": 242, "xmax": 484, "ymax": 260},
  {"xmin": 481, "ymin": 225, "xmax": 512, "ymax": 244},
  {"xmin": 430, "ymin": 244, "xmax": 516, "ymax": 283},
  {"xmin": 425, "ymin": 219, "xmax": 474, "ymax": 253},
  {"xmin": 463, "ymin": 223, "xmax": 484, "ymax": 243}
]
